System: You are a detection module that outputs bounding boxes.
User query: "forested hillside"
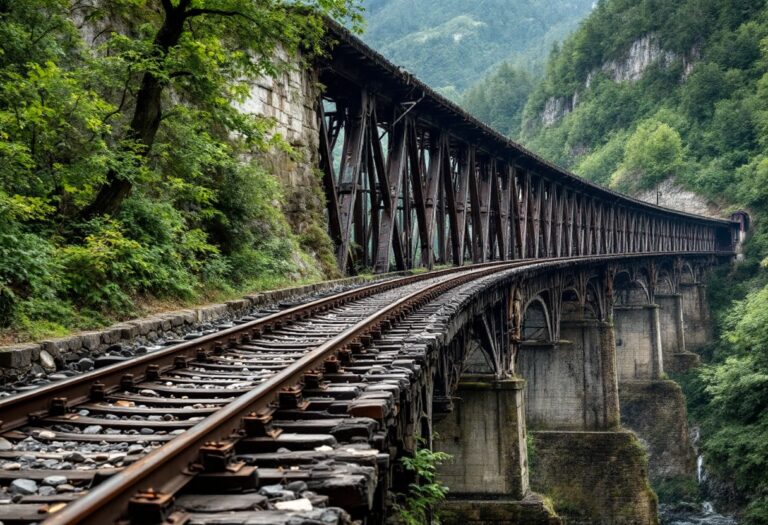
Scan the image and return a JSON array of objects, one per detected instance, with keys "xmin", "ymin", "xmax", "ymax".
[
  {"xmin": 0, "ymin": 0, "xmax": 359, "ymax": 342},
  {"xmin": 508, "ymin": 0, "xmax": 768, "ymax": 521},
  {"xmin": 359, "ymin": 0, "xmax": 594, "ymax": 96}
]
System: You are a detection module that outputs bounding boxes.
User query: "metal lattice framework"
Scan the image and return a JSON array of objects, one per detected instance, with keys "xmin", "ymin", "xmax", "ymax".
[{"xmin": 316, "ymin": 22, "xmax": 737, "ymax": 275}]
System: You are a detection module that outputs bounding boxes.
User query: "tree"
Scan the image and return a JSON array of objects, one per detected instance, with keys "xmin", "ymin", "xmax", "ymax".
[
  {"xmin": 79, "ymin": 0, "xmax": 361, "ymax": 219},
  {"xmin": 610, "ymin": 120, "xmax": 683, "ymax": 193},
  {"xmin": 0, "ymin": 0, "xmax": 358, "ymax": 336}
]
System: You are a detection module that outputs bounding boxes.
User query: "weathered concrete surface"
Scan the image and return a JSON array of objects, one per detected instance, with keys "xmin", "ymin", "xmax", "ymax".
[
  {"xmin": 441, "ymin": 495, "xmax": 562, "ymax": 525},
  {"xmin": 619, "ymin": 380, "xmax": 697, "ymax": 501},
  {"xmin": 435, "ymin": 377, "xmax": 528, "ymax": 499},
  {"xmin": 656, "ymin": 293, "xmax": 701, "ymax": 373},
  {"xmin": 614, "ymin": 304, "xmax": 663, "ymax": 380},
  {"xmin": 655, "ymin": 294, "xmax": 685, "ymax": 360},
  {"xmin": 680, "ymin": 283, "xmax": 712, "ymax": 353},
  {"xmin": 530, "ymin": 430, "xmax": 659, "ymax": 525},
  {"xmin": 436, "ymin": 377, "xmax": 561, "ymax": 524},
  {"xmin": 519, "ymin": 320, "xmax": 619, "ymax": 431}
]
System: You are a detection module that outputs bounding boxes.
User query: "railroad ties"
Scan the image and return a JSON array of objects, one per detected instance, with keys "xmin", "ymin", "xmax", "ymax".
[{"xmin": 0, "ymin": 265, "xmax": 507, "ymax": 525}]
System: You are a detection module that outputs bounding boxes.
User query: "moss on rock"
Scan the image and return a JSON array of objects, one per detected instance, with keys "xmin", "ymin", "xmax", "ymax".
[{"xmin": 530, "ymin": 430, "xmax": 659, "ymax": 524}]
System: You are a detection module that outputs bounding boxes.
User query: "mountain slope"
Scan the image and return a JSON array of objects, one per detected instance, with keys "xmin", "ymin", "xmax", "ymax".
[
  {"xmin": 515, "ymin": 1, "xmax": 768, "ymax": 521},
  {"xmin": 359, "ymin": 0, "xmax": 595, "ymax": 93}
]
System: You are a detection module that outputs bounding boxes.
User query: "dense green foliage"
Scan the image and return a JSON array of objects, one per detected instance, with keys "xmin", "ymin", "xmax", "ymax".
[
  {"xmin": 0, "ymin": 0, "xmax": 359, "ymax": 341},
  {"xmin": 359, "ymin": 0, "xmax": 594, "ymax": 94},
  {"xmin": 496, "ymin": 0, "xmax": 768, "ymax": 520},
  {"xmin": 462, "ymin": 63, "xmax": 534, "ymax": 139},
  {"xmin": 396, "ymin": 444, "xmax": 451, "ymax": 525}
]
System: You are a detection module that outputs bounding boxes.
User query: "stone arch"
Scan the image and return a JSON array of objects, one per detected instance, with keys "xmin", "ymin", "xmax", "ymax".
[
  {"xmin": 560, "ymin": 287, "xmax": 598, "ymax": 322},
  {"xmin": 521, "ymin": 295, "xmax": 554, "ymax": 342},
  {"xmin": 655, "ymin": 271, "xmax": 675, "ymax": 295},
  {"xmin": 613, "ymin": 270, "xmax": 651, "ymax": 305},
  {"xmin": 680, "ymin": 262, "xmax": 696, "ymax": 285}
]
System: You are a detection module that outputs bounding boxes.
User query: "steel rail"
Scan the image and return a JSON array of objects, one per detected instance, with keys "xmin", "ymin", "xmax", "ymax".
[
  {"xmin": 0, "ymin": 262, "xmax": 508, "ymax": 432},
  {"xmin": 43, "ymin": 260, "xmax": 523, "ymax": 525},
  {"xmin": 41, "ymin": 252, "xmax": 728, "ymax": 525}
]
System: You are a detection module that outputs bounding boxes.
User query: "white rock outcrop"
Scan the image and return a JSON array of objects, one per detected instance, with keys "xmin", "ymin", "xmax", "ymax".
[
  {"xmin": 601, "ymin": 35, "xmax": 676, "ymax": 83},
  {"xmin": 635, "ymin": 178, "xmax": 721, "ymax": 218}
]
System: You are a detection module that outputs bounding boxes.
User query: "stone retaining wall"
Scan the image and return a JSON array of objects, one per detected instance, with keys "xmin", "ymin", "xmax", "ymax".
[
  {"xmin": 0, "ymin": 272, "xmax": 409, "ymax": 382},
  {"xmin": 530, "ymin": 430, "xmax": 659, "ymax": 525}
]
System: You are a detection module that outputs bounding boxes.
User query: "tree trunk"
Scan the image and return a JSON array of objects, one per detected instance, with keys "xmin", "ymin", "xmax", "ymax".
[{"xmin": 79, "ymin": 5, "xmax": 186, "ymax": 219}]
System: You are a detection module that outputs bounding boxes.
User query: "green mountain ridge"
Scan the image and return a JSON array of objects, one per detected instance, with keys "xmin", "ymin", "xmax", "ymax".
[{"xmin": 359, "ymin": 0, "xmax": 595, "ymax": 93}]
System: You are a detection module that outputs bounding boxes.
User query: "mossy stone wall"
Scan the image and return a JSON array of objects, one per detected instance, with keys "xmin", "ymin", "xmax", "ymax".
[
  {"xmin": 530, "ymin": 430, "xmax": 659, "ymax": 524},
  {"xmin": 619, "ymin": 379, "xmax": 697, "ymax": 501}
]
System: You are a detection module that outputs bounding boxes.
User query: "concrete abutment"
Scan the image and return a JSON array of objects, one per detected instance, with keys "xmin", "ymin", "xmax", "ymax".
[{"xmin": 436, "ymin": 377, "xmax": 561, "ymax": 525}]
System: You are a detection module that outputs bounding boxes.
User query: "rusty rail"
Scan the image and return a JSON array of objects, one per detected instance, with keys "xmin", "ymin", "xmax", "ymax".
[
  {"xmin": 0, "ymin": 263, "xmax": 508, "ymax": 432},
  {"xmin": 43, "ymin": 261, "xmax": 523, "ymax": 524}
]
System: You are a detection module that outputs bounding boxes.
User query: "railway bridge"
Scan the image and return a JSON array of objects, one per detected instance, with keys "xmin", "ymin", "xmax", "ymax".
[
  {"xmin": 310, "ymin": 23, "xmax": 741, "ymax": 521},
  {"xmin": 0, "ymin": 19, "xmax": 745, "ymax": 525}
]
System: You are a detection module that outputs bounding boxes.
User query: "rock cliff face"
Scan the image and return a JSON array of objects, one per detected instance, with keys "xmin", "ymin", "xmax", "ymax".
[
  {"xmin": 541, "ymin": 95, "xmax": 575, "ymax": 127},
  {"xmin": 75, "ymin": 8, "xmax": 325, "ymax": 241},
  {"xmin": 598, "ymin": 35, "xmax": 676, "ymax": 84},
  {"xmin": 530, "ymin": 430, "xmax": 659, "ymax": 524},
  {"xmin": 540, "ymin": 35, "xmax": 696, "ymax": 127},
  {"xmin": 619, "ymin": 380, "xmax": 698, "ymax": 501},
  {"xmin": 238, "ymin": 51, "xmax": 326, "ymax": 237},
  {"xmin": 635, "ymin": 179, "xmax": 722, "ymax": 218}
]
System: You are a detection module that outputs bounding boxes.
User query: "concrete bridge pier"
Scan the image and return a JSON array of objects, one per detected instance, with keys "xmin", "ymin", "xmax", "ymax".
[
  {"xmin": 513, "ymin": 299, "xmax": 657, "ymax": 524},
  {"xmin": 655, "ymin": 293, "xmax": 700, "ymax": 373},
  {"xmin": 520, "ymin": 319, "xmax": 620, "ymax": 431},
  {"xmin": 437, "ymin": 376, "xmax": 560, "ymax": 525},
  {"xmin": 614, "ymin": 303, "xmax": 664, "ymax": 381},
  {"xmin": 680, "ymin": 282, "xmax": 712, "ymax": 352},
  {"xmin": 614, "ymin": 280, "xmax": 698, "ymax": 505}
]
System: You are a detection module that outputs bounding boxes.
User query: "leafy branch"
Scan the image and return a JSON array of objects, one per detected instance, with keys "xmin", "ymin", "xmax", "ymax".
[{"xmin": 395, "ymin": 443, "xmax": 452, "ymax": 525}]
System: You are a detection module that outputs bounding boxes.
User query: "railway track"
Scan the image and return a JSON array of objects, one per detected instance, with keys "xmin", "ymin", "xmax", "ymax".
[{"xmin": 0, "ymin": 261, "xmax": 524, "ymax": 525}]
